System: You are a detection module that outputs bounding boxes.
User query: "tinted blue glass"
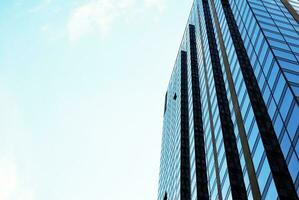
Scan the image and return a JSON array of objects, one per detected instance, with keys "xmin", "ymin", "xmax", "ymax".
[
  {"xmin": 288, "ymin": 153, "xmax": 299, "ymax": 182},
  {"xmin": 281, "ymin": 133, "xmax": 291, "ymax": 157},
  {"xmin": 158, "ymin": 0, "xmax": 299, "ymax": 199}
]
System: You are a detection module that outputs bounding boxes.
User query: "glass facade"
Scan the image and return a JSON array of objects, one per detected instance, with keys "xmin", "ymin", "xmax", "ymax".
[{"xmin": 158, "ymin": 0, "xmax": 299, "ymax": 200}]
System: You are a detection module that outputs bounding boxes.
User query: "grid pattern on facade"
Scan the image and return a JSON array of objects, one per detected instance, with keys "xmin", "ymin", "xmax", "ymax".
[
  {"xmin": 201, "ymin": 0, "xmax": 247, "ymax": 198},
  {"xmin": 196, "ymin": 4, "xmax": 223, "ymax": 198},
  {"xmin": 209, "ymin": 0, "xmax": 262, "ymax": 198},
  {"xmin": 220, "ymin": 0, "xmax": 297, "ymax": 199},
  {"xmin": 158, "ymin": 0, "xmax": 299, "ymax": 199},
  {"xmin": 188, "ymin": 24, "xmax": 209, "ymax": 200},
  {"xmin": 180, "ymin": 50, "xmax": 191, "ymax": 200}
]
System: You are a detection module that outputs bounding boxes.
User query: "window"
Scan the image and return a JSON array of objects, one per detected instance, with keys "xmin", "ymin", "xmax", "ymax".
[
  {"xmin": 173, "ymin": 93, "xmax": 177, "ymax": 100},
  {"xmin": 164, "ymin": 92, "xmax": 168, "ymax": 114}
]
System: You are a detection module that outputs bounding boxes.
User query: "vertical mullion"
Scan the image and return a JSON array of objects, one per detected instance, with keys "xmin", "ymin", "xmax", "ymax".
[
  {"xmin": 180, "ymin": 50, "xmax": 191, "ymax": 200},
  {"xmin": 201, "ymin": 0, "xmax": 248, "ymax": 199},
  {"xmin": 280, "ymin": 0, "xmax": 299, "ymax": 23},
  {"xmin": 189, "ymin": 24, "xmax": 209, "ymax": 200},
  {"xmin": 197, "ymin": 4, "xmax": 223, "ymax": 199},
  {"xmin": 209, "ymin": 0, "xmax": 262, "ymax": 199},
  {"xmin": 220, "ymin": 0, "xmax": 298, "ymax": 199}
]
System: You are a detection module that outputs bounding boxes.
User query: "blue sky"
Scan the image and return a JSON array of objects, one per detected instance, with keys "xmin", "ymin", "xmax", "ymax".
[{"xmin": 0, "ymin": 0, "xmax": 192, "ymax": 199}]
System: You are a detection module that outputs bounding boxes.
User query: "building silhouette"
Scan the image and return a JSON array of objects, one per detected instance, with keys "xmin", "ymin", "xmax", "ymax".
[{"xmin": 158, "ymin": 0, "xmax": 299, "ymax": 199}]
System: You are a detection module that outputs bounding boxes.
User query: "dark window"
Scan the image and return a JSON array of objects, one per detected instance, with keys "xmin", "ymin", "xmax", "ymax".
[
  {"xmin": 164, "ymin": 92, "xmax": 168, "ymax": 115},
  {"xmin": 163, "ymin": 192, "xmax": 167, "ymax": 200},
  {"xmin": 173, "ymin": 93, "xmax": 177, "ymax": 100}
]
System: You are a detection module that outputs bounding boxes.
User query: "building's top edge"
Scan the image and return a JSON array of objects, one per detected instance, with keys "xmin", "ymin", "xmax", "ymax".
[{"xmin": 165, "ymin": 1, "xmax": 197, "ymax": 91}]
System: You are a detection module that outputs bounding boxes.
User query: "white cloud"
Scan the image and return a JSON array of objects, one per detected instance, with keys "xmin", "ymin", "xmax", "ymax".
[
  {"xmin": 67, "ymin": 0, "xmax": 164, "ymax": 42},
  {"xmin": 0, "ymin": 88, "xmax": 35, "ymax": 200},
  {"xmin": 68, "ymin": 0, "xmax": 117, "ymax": 41},
  {"xmin": 68, "ymin": 0, "xmax": 138, "ymax": 42},
  {"xmin": 41, "ymin": 24, "xmax": 50, "ymax": 32},
  {"xmin": 0, "ymin": 157, "xmax": 17, "ymax": 200},
  {"xmin": 15, "ymin": 0, "xmax": 25, "ymax": 7},
  {"xmin": 0, "ymin": 156, "xmax": 35, "ymax": 200},
  {"xmin": 28, "ymin": 0, "xmax": 53, "ymax": 13},
  {"xmin": 145, "ymin": 0, "xmax": 165, "ymax": 12},
  {"xmin": 16, "ymin": 189, "xmax": 35, "ymax": 200}
]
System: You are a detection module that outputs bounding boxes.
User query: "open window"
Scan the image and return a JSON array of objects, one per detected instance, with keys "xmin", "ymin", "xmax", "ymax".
[{"xmin": 173, "ymin": 93, "xmax": 177, "ymax": 100}]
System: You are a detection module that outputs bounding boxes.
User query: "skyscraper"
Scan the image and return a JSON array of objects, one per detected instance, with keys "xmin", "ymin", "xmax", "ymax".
[{"xmin": 158, "ymin": 0, "xmax": 299, "ymax": 199}]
